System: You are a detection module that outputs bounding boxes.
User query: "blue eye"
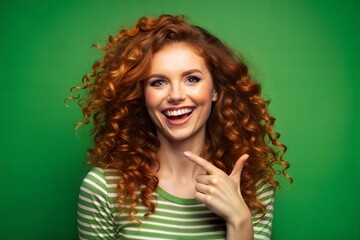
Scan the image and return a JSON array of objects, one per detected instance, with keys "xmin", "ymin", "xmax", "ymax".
[
  {"xmin": 186, "ymin": 76, "xmax": 201, "ymax": 84},
  {"xmin": 149, "ymin": 79, "xmax": 167, "ymax": 87}
]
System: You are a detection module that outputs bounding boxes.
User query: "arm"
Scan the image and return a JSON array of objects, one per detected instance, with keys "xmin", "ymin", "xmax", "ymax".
[
  {"xmin": 252, "ymin": 180, "xmax": 275, "ymax": 240},
  {"xmin": 77, "ymin": 167, "xmax": 116, "ymax": 240}
]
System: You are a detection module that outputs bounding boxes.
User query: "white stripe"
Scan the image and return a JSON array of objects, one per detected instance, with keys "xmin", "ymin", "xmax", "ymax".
[
  {"xmin": 108, "ymin": 193, "xmax": 118, "ymax": 198},
  {"xmin": 107, "ymin": 197, "xmax": 205, "ymax": 210},
  {"xmin": 110, "ymin": 203, "xmax": 120, "ymax": 208},
  {"xmin": 252, "ymin": 204, "xmax": 274, "ymax": 216},
  {"xmin": 78, "ymin": 203, "xmax": 108, "ymax": 217},
  {"xmin": 155, "ymin": 207, "xmax": 212, "ymax": 215},
  {"xmin": 107, "ymin": 183, "xmax": 118, "ymax": 188},
  {"xmin": 156, "ymin": 200, "xmax": 205, "ymax": 208},
  {"xmin": 83, "ymin": 178, "xmax": 107, "ymax": 196},
  {"xmin": 79, "ymin": 187, "xmax": 113, "ymax": 216},
  {"xmin": 106, "ymin": 190, "xmax": 153, "ymax": 198},
  {"xmin": 118, "ymin": 232, "xmax": 172, "ymax": 240},
  {"xmin": 106, "ymin": 175, "xmax": 121, "ymax": 180},
  {"xmin": 132, "ymin": 205, "xmax": 212, "ymax": 215},
  {"xmin": 259, "ymin": 197, "xmax": 273, "ymax": 207},
  {"xmin": 117, "ymin": 214, "xmax": 219, "ymax": 224},
  {"xmin": 254, "ymin": 224, "xmax": 272, "ymax": 234},
  {"xmin": 140, "ymin": 220, "xmax": 224, "ymax": 229},
  {"xmin": 253, "ymin": 211, "xmax": 274, "ymax": 220},
  {"xmin": 78, "ymin": 211, "xmax": 110, "ymax": 224},
  {"xmin": 254, "ymin": 233, "xmax": 270, "ymax": 240},
  {"xmin": 103, "ymin": 168, "xmax": 119, "ymax": 172},
  {"xmin": 78, "ymin": 227, "xmax": 114, "ymax": 237},
  {"xmin": 80, "ymin": 186, "xmax": 107, "ymax": 204},
  {"xmin": 258, "ymin": 189, "xmax": 274, "ymax": 200},
  {"xmin": 125, "ymin": 227, "xmax": 225, "ymax": 236},
  {"xmin": 79, "ymin": 195, "xmax": 103, "ymax": 207},
  {"xmin": 78, "ymin": 219, "xmax": 114, "ymax": 230},
  {"xmin": 257, "ymin": 185, "xmax": 273, "ymax": 193},
  {"xmin": 89, "ymin": 171, "xmax": 106, "ymax": 185},
  {"xmin": 256, "ymin": 179, "xmax": 267, "ymax": 187}
]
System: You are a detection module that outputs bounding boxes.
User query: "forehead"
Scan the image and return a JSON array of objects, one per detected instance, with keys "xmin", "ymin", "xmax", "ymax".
[{"xmin": 150, "ymin": 43, "xmax": 207, "ymax": 73}]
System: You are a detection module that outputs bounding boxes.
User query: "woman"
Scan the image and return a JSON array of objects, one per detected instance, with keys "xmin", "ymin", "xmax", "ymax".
[{"xmin": 72, "ymin": 14, "xmax": 291, "ymax": 239}]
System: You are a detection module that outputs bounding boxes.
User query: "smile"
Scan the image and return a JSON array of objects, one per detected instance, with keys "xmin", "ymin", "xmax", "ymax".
[{"xmin": 162, "ymin": 107, "xmax": 195, "ymax": 121}]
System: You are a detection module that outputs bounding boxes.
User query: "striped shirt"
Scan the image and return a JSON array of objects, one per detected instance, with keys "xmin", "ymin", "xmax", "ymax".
[{"xmin": 78, "ymin": 167, "xmax": 274, "ymax": 239}]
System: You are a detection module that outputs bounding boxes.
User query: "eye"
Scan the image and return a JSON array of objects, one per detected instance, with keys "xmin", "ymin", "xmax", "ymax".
[
  {"xmin": 149, "ymin": 79, "xmax": 167, "ymax": 87},
  {"xmin": 186, "ymin": 76, "xmax": 201, "ymax": 84}
]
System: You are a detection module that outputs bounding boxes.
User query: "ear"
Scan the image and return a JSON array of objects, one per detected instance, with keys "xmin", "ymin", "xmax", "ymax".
[{"xmin": 212, "ymin": 90, "xmax": 218, "ymax": 101}]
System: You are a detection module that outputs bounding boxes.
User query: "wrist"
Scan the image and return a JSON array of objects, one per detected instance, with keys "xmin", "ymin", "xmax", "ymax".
[
  {"xmin": 226, "ymin": 210, "xmax": 253, "ymax": 240},
  {"xmin": 227, "ymin": 210, "xmax": 252, "ymax": 229}
]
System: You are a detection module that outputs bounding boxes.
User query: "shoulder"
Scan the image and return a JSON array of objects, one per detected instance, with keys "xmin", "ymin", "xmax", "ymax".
[
  {"xmin": 79, "ymin": 167, "xmax": 120, "ymax": 200},
  {"xmin": 255, "ymin": 179, "xmax": 275, "ymax": 203},
  {"xmin": 80, "ymin": 167, "xmax": 107, "ymax": 194}
]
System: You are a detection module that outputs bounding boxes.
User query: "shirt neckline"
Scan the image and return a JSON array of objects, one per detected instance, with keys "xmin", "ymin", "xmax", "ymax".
[{"xmin": 156, "ymin": 186, "xmax": 200, "ymax": 205}]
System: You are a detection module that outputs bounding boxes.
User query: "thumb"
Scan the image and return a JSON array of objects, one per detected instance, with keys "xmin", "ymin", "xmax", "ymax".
[{"xmin": 229, "ymin": 154, "xmax": 249, "ymax": 179}]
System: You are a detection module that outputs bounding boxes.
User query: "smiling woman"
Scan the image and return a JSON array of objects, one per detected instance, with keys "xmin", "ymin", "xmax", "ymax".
[
  {"xmin": 144, "ymin": 43, "xmax": 217, "ymax": 142},
  {"xmin": 69, "ymin": 14, "xmax": 291, "ymax": 240}
]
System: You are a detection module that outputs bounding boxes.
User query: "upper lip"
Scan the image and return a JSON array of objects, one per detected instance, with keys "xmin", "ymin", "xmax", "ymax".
[{"xmin": 162, "ymin": 107, "xmax": 195, "ymax": 117}]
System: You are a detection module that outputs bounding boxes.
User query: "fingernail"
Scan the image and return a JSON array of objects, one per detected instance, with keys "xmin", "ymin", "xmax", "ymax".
[{"xmin": 184, "ymin": 151, "xmax": 192, "ymax": 158}]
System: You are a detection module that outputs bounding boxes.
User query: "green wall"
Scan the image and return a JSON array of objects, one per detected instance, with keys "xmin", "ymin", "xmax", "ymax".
[{"xmin": 1, "ymin": 0, "xmax": 359, "ymax": 239}]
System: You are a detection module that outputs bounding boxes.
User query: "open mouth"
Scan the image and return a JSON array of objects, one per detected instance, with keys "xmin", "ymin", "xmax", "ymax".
[{"xmin": 162, "ymin": 107, "xmax": 195, "ymax": 121}]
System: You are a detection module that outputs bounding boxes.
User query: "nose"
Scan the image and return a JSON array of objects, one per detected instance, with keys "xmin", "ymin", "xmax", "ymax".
[{"xmin": 167, "ymin": 84, "xmax": 185, "ymax": 103}]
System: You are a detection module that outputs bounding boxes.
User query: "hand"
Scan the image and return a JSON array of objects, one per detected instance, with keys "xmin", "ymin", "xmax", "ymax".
[{"xmin": 184, "ymin": 151, "xmax": 251, "ymax": 224}]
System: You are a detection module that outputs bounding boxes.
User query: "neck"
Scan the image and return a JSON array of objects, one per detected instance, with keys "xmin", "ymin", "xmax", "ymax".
[{"xmin": 156, "ymin": 132, "xmax": 206, "ymax": 180}]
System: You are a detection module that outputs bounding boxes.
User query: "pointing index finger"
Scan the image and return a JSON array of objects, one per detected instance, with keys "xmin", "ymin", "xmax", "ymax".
[{"xmin": 184, "ymin": 151, "xmax": 220, "ymax": 175}]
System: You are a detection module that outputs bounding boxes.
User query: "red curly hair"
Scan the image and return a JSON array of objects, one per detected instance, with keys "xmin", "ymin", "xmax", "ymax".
[{"xmin": 69, "ymin": 14, "xmax": 292, "ymax": 220}]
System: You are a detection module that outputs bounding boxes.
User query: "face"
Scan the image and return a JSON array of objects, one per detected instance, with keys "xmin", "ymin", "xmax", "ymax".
[{"xmin": 144, "ymin": 43, "xmax": 217, "ymax": 142}]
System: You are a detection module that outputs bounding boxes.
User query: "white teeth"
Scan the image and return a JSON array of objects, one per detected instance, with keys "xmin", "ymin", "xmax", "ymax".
[{"xmin": 164, "ymin": 108, "xmax": 193, "ymax": 117}]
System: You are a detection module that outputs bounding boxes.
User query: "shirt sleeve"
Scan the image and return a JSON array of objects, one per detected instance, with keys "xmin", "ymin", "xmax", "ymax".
[
  {"xmin": 252, "ymin": 180, "xmax": 275, "ymax": 240},
  {"xmin": 77, "ymin": 167, "xmax": 116, "ymax": 240}
]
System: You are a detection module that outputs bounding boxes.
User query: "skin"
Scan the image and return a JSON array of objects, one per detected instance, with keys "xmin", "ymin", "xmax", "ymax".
[{"xmin": 144, "ymin": 42, "xmax": 253, "ymax": 239}]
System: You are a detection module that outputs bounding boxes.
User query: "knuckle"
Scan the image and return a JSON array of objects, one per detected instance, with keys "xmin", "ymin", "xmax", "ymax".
[
  {"xmin": 205, "ymin": 195, "xmax": 213, "ymax": 203},
  {"xmin": 210, "ymin": 177, "xmax": 218, "ymax": 185},
  {"xmin": 208, "ymin": 186, "xmax": 215, "ymax": 195}
]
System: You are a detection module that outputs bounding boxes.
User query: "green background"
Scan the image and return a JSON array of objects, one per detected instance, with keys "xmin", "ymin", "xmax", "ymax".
[{"xmin": 0, "ymin": 0, "xmax": 359, "ymax": 239}]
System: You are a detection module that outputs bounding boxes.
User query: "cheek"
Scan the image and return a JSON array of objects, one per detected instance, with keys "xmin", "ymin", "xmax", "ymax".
[
  {"xmin": 191, "ymin": 86, "xmax": 215, "ymax": 104},
  {"xmin": 144, "ymin": 89, "xmax": 158, "ymax": 109}
]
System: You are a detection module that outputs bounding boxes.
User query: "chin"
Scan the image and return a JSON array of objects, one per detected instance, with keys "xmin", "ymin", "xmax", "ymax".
[{"xmin": 161, "ymin": 127, "xmax": 205, "ymax": 142}]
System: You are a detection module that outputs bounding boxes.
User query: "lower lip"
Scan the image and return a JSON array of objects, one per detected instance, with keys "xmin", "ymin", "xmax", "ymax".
[{"xmin": 165, "ymin": 110, "xmax": 194, "ymax": 126}]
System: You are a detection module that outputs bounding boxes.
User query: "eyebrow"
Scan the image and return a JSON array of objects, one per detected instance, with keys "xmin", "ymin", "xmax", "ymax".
[{"xmin": 147, "ymin": 69, "xmax": 203, "ymax": 79}]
